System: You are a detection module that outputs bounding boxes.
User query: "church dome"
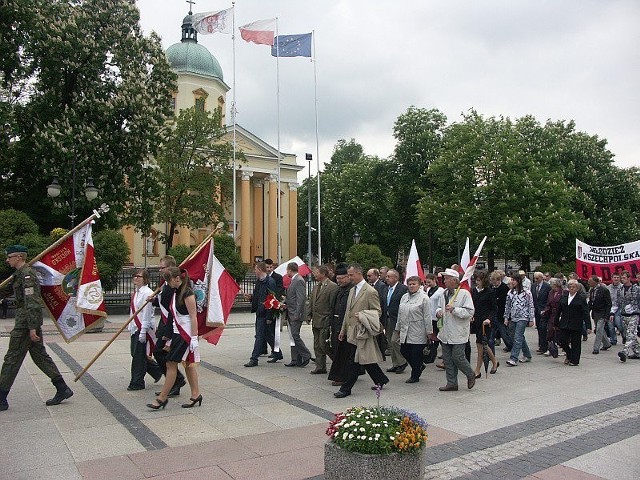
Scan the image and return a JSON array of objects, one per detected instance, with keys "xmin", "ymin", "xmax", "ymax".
[{"xmin": 165, "ymin": 13, "xmax": 224, "ymax": 80}]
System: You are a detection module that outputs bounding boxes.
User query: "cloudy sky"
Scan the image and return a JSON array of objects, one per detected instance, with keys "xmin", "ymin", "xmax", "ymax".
[{"xmin": 137, "ymin": 0, "xmax": 639, "ymax": 177}]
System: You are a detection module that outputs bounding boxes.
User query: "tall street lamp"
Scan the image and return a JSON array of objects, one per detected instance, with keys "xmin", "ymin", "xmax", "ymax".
[
  {"xmin": 305, "ymin": 153, "xmax": 313, "ymax": 265},
  {"xmin": 47, "ymin": 176, "xmax": 100, "ymax": 227}
]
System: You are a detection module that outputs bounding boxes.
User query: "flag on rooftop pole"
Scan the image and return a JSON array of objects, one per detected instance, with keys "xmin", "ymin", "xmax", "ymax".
[
  {"xmin": 180, "ymin": 237, "xmax": 240, "ymax": 345},
  {"xmin": 192, "ymin": 7, "xmax": 234, "ymax": 34},
  {"xmin": 270, "ymin": 33, "xmax": 312, "ymax": 57},
  {"xmin": 32, "ymin": 222, "xmax": 107, "ymax": 342},
  {"xmin": 404, "ymin": 239, "xmax": 425, "ymax": 285},
  {"xmin": 460, "ymin": 236, "xmax": 488, "ymax": 291},
  {"xmin": 239, "ymin": 18, "xmax": 276, "ymax": 45}
]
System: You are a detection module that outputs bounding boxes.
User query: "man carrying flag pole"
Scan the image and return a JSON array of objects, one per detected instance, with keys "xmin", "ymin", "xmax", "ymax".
[{"xmin": 0, "ymin": 245, "xmax": 73, "ymax": 412}]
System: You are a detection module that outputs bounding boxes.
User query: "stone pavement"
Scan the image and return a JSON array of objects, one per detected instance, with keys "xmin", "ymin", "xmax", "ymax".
[{"xmin": 1, "ymin": 312, "xmax": 639, "ymax": 480}]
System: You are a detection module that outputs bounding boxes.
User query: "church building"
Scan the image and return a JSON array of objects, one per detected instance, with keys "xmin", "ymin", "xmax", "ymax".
[{"xmin": 122, "ymin": 11, "xmax": 303, "ymax": 266}]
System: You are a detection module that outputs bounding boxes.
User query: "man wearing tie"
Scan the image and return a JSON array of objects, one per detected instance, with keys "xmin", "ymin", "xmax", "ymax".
[
  {"xmin": 307, "ymin": 265, "xmax": 339, "ymax": 374},
  {"xmin": 334, "ymin": 264, "xmax": 388, "ymax": 398},
  {"xmin": 284, "ymin": 263, "xmax": 312, "ymax": 367},
  {"xmin": 532, "ymin": 272, "xmax": 551, "ymax": 354},
  {"xmin": 384, "ymin": 269, "xmax": 408, "ymax": 374}
]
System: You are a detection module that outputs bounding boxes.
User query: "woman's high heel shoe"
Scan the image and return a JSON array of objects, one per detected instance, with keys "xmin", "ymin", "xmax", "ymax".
[
  {"xmin": 181, "ymin": 394, "xmax": 203, "ymax": 408},
  {"xmin": 147, "ymin": 398, "xmax": 168, "ymax": 410},
  {"xmin": 490, "ymin": 362, "xmax": 500, "ymax": 374}
]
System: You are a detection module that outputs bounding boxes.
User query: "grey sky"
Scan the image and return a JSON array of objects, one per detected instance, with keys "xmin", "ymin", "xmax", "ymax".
[{"xmin": 137, "ymin": 0, "xmax": 639, "ymax": 177}]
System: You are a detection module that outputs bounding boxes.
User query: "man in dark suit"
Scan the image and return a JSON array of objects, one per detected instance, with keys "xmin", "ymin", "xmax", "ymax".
[
  {"xmin": 245, "ymin": 262, "xmax": 277, "ymax": 367},
  {"xmin": 284, "ymin": 262, "xmax": 312, "ymax": 367},
  {"xmin": 532, "ymin": 272, "xmax": 551, "ymax": 354},
  {"xmin": 264, "ymin": 259, "xmax": 284, "ymax": 360},
  {"xmin": 556, "ymin": 279, "xmax": 590, "ymax": 366},
  {"xmin": 384, "ymin": 269, "xmax": 409, "ymax": 374},
  {"xmin": 307, "ymin": 265, "xmax": 339, "ymax": 374},
  {"xmin": 587, "ymin": 275, "xmax": 612, "ymax": 354}
]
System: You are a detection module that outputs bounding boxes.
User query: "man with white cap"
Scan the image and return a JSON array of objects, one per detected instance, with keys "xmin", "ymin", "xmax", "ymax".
[
  {"xmin": 435, "ymin": 268, "xmax": 476, "ymax": 391},
  {"xmin": 519, "ymin": 270, "xmax": 532, "ymax": 292}
]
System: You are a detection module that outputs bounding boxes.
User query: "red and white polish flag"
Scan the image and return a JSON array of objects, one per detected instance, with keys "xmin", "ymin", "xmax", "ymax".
[
  {"xmin": 460, "ymin": 236, "xmax": 488, "ymax": 291},
  {"xmin": 274, "ymin": 256, "xmax": 312, "ymax": 289},
  {"xmin": 32, "ymin": 223, "xmax": 106, "ymax": 342},
  {"xmin": 239, "ymin": 18, "xmax": 276, "ymax": 45},
  {"xmin": 404, "ymin": 239, "xmax": 425, "ymax": 285},
  {"xmin": 180, "ymin": 238, "xmax": 240, "ymax": 345}
]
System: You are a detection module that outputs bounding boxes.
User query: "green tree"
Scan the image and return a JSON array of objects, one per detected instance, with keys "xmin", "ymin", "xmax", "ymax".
[
  {"xmin": 417, "ymin": 111, "xmax": 589, "ymax": 271},
  {"xmin": 168, "ymin": 244, "xmax": 192, "ymax": 266},
  {"xmin": 93, "ymin": 230, "xmax": 130, "ymax": 292},
  {"xmin": 0, "ymin": 209, "xmax": 49, "ymax": 279},
  {"xmin": 213, "ymin": 234, "xmax": 247, "ymax": 282},
  {"xmin": 154, "ymin": 107, "xmax": 234, "ymax": 249},
  {"xmin": 345, "ymin": 244, "xmax": 393, "ymax": 272},
  {"xmin": 0, "ymin": 0, "xmax": 176, "ymax": 233}
]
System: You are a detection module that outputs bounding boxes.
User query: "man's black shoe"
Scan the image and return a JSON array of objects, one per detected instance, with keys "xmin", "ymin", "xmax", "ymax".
[
  {"xmin": 619, "ymin": 351, "xmax": 627, "ymax": 363},
  {"xmin": 582, "ymin": 334, "xmax": 588, "ymax": 341},
  {"xmin": 299, "ymin": 358, "xmax": 311, "ymax": 367},
  {"xmin": 127, "ymin": 385, "xmax": 145, "ymax": 391},
  {"xmin": 244, "ymin": 360, "xmax": 258, "ymax": 367},
  {"xmin": 386, "ymin": 366, "xmax": 398, "ymax": 373},
  {"xmin": 601, "ymin": 345, "xmax": 611, "ymax": 351},
  {"xmin": 267, "ymin": 356, "xmax": 283, "ymax": 363},
  {"xmin": 45, "ymin": 387, "xmax": 74, "ymax": 406},
  {"xmin": 284, "ymin": 362, "xmax": 298, "ymax": 367},
  {"xmin": 395, "ymin": 363, "xmax": 408, "ymax": 374},
  {"xmin": 334, "ymin": 391, "xmax": 350, "ymax": 398}
]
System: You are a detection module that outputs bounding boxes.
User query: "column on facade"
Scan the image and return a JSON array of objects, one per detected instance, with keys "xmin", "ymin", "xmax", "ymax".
[
  {"xmin": 240, "ymin": 170, "xmax": 253, "ymax": 264},
  {"xmin": 179, "ymin": 225, "xmax": 191, "ymax": 247},
  {"xmin": 267, "ymin": 174, "xmax": 278, "ymax": 261},
  {"xmin": 252, "ymin": 178, "xmax": 264, "ymax": 262},
  {"xmin": 288, "ymin": 182, "xmax": 298, "ymax": 261}
]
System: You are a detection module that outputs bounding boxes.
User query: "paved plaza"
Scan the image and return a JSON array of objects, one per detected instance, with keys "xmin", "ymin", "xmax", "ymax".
[{"xmin": 1, "ymin": 312, "xmax": 639, "ymax": 480}]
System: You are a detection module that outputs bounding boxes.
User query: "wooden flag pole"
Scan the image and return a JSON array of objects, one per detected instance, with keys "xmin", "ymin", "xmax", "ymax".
[
  {"xmin": 74, "ymin": 285, "xmax": 161, "ymax": 382},
  {"xmin": 0, "ymin": 204, "xmax": 110, "ymax": 291}
]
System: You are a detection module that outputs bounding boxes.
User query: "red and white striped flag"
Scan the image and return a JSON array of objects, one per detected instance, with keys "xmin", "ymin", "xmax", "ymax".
[
  {"xmin": 274, "ymin": 256, "xmax": 312, "ymax": 289},
  {"xmin": 460, "ymin": 236, "xmax": 488, "ymax": 291},
  {"xmin": 239, "ymin": 18, "xmax": 276, "ymax": 45},
  {"xmin": 32, "ymin": 223, "xmax": 106, "ymax": 342},
  {"xmin": 404, "ymin": 239, "xmax": 425, "ymax": 284},
  {"xmin": 180, "ymin": 238, "xmax": 240, "ymax": 345}
]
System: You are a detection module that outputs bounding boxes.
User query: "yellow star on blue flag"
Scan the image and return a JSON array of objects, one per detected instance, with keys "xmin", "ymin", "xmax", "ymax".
[{"xmin": 271, "ymin": 33, "xmax": 312, "ymax": 57}]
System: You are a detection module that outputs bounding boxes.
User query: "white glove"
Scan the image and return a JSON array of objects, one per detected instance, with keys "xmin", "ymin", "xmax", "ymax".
[
  {"xmin": 189, "ymin": 335, "xmax": 199, "ymax": 352},
  {"xmin": 138, "ymin": 332, "xmax": 147, "ymax": 343}
]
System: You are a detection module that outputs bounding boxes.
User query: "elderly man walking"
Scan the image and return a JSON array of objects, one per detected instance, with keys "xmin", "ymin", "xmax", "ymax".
[
  {"xmin": 435, "ymin": 268, "xmax": 476, "ymax": 391},
  {"xmin": 308, "ymin": 265, "xmax": 338, "ymax": 374}
]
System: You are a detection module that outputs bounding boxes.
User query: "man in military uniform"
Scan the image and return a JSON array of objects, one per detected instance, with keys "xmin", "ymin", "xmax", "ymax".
[{"xmin": 0, "ymin": 245, "xmax": 73, "ymax": 411}]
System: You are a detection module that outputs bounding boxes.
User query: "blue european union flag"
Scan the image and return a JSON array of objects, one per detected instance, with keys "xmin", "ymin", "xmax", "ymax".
[{"xmin": 271, "ymin": 33, "xmax": 312, "ymax": 58}]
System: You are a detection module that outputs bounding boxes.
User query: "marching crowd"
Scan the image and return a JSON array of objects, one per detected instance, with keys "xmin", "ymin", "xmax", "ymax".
[
  {"xmin": 244, "ymin": 260, "xmax": 640, "ymax": 398},
  {"xmin": 1, "ymin": 243, "xmax": 639, "ymax": 413}
]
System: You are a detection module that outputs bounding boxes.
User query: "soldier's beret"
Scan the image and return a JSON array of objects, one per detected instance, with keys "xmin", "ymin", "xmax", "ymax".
[{"xmin": 5, "ymin": 244, "xmax": 28, "ymax": 255}]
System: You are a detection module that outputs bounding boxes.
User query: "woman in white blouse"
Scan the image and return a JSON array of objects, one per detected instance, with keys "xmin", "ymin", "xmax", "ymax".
[
  {"xmin": 504, "ymin": 274, "xmax": 534, "ymax": 367},
  {"xmin": 395, "ymin": 276, "xmax": 432, "ymax": 383},
  {"xmin": 127, "ymin": 269, "xmax": 162, "ymax": 391}
]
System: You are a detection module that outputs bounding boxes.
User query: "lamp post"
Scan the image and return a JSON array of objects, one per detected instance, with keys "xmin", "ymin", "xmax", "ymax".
[
  {"xmin": 305, "ymin": 153, "xmax": 313, "ymax": 265},
  {"xmin": 47, "ymin": 176, "xmax": 100, "ymax": 227},
  {"xmin": 353, "ymin": 231, "xmax": 361, "ymax": 245}
]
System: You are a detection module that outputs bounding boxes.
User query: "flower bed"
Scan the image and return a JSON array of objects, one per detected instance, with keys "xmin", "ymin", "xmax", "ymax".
[{"xmin": 324, "ymin": 406, "xmax": 428, "ymax": 479}]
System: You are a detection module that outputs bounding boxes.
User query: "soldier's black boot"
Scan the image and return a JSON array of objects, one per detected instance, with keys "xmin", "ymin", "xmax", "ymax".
[
  {"xmin": 0, "ymin": 388, "xmax": 8, "ymax": 411},
  {"xmin": 46, "ymin": 378, "xmax": 73, "ymax": 406}
]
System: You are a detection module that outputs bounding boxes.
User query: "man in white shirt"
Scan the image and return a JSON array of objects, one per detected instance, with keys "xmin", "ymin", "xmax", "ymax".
[{"xmin": 436, "ymin": 269, "xmax": 476, "ymax": 391}]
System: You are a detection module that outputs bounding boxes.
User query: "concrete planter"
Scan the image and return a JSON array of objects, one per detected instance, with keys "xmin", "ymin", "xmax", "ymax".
[{"xmin": 324, "ymin": 441, "xmax": 425, "ymax": 480}]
